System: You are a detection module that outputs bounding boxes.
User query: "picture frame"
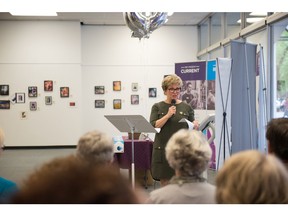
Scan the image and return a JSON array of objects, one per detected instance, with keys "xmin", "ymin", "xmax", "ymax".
[
  {"xmin": 45, "ymin": 96, "xmax": 52, "ymax": 105},
  {"xmin": 95, "ymin": 86, "xmax": 105, "ymax": 94},
  {"xmin": 60, "ymin": 87, "xmax": 69, "ymax": 98},
  {"xmin": 30, "ymin": 101, "xmax": 37, "ymax": 111},
  {"xmin": 0, "ymin": 100, "xmax": 10, "ymax": 109},
  {"xmin": 113, "ymin": 81, "xmax": 121, "ymax": 91},
  {"xmin": 0, "ymin": 85, "xmax": 9, "ymax": 96},
  {"xmin": 15, "ymin": 93, "xmax": 25, "ymax": 103},
  {"xmin": 113, "ymin": 99, "xmax": 121, "ymax": 109},
  {"xmin": 95, "ymin": 100, "xmax": 105, "ymax": 108},
  {"xmin": 131, "ymin": 95, "xmax": 139, "ymax": 105},
  {"xmin": 131, "ymin": 83, "xmax": 138, "ymax": 92},
  {"xmin": 44, "ymin": 80, "xmax": 53, "ymax": 91},
  {"xmin": 149, "ymin": 88, "xmax": 157, "ymax": 98},
  {"xmin": 28, "ymin": 86, "xmax": 38, "ymax": 97}
]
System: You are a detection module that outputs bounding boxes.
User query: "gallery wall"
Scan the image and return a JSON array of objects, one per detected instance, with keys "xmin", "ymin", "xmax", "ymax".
[{"xmin": 0, "ymin": 21, "xmax": 199, "ymax": 146}]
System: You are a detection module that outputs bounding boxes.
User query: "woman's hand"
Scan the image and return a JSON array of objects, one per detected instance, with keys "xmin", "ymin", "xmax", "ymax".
[
  {"xmin": 168, "ymin": 105, "xmax": 176, "ymax": 117},
  {"xmin": 193, "ymin": 120, "xmax": 199, "ymax": 130}
]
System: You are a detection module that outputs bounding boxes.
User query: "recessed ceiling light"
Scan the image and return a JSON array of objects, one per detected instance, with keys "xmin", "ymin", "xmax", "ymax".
[
  {"xmin": 9, "ymin": 12, "xmax": 57, "ymax": 16},
  {"xmin": 237, "ymin": 17, "xmax": 265, "ymax": 24}
]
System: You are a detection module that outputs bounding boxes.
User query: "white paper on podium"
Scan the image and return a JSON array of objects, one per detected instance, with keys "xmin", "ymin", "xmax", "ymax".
[{"xmin": 179, "ymin": 118, "xmax": 194, "ymax": 130}]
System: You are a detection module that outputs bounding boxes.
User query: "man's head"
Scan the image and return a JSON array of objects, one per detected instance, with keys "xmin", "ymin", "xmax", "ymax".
[{"xmin": 266, "ymin": 118, "xmax": 288, "ymax": 162}]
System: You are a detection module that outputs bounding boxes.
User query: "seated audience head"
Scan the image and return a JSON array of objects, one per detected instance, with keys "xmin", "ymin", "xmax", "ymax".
[
  {"xmin": 216, "ymin": 150, "xmax": 288, "ymax": 204},
  {"xmin": 11, "ymin": 155, "xmax": 144, "ymax": 204},
  {"xmin": 76, "ymin": 130, "xmax": 114, "ymax": 164},
  {"xmin": 266, "ymin": 118, "xmax": 288, "ymax": 165},
  {"xmin": 165, "ymin": 129, "xmax": 212, "ymax": 177}
]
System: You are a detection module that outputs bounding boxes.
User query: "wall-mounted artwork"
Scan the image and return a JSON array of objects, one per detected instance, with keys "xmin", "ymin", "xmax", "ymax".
[
  {"xmin": 15, "ymin": 93, "xmax": 25, "ymax": 103},
  {"xmin": 113, "ymin": 99, "xmax": 121, "ymax": 109},
  {"xmin": 44, "ymin": 80, "xmax": 53, "ymax": 91},
  {"xmin": 131, "ymin": 83, "xmax": 138, "ymax": 92},
  {"xmin": 60, "ymin": 87, "xmax": 69, "ymax": 98},
  {"xmin": 30, "ymin": 101, "xmax": 37, "ymax": 111},
  {"xmin": 131, "ymin": 95, "xmax": 139, "ymax": 105},
  {"xmin": 95, "ymin": 86, "xmax": 105, "ymax": 94},
  {"xmin": 95, "ymin": 100, "xmax": 105, "ymax": 108},
  {"xmin": 45, "ymin": 96, "xmax": 52, "ymax": 105},
  {"xmin": 28, "ymin": 86, "xmax": 38, "ymax": 97},
  {"xmin": 149, "ymin": 88, "xmax": 157, "ymax": 98},
  {"xmin": 0, "ymin": 100, "xmax": 10, "ymax": 109},
  {"xmin": 0, "ymin": 85, "xmax": 9, "ymax": 96},
  {"xmin": 113, "ymin": 81, "xmax": 121, "ymax": 91}
]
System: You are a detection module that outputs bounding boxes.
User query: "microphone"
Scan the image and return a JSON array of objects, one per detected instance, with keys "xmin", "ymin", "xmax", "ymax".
[
  {"xmin": 171, "ymin": 99, "xmax": 176, "ymax": 106},
  {"xmin": 171, "ymin": 99, "xmax": 176, "ymax": 116}
]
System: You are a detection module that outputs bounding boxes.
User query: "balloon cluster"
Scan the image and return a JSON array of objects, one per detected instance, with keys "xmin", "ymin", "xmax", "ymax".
[{"xmin": 124, "ymin": 12, "xmax": 169, "ymax": 39}]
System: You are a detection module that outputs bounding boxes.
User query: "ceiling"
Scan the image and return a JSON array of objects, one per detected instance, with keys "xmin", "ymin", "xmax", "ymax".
[{"xmin": 0, "ymin": 12, "xmax": 212, "ymax": 26}]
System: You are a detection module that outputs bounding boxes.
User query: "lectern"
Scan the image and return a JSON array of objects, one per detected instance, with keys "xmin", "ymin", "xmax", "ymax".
[{"xmin": 105, "ymin": 115, "xmax": 158, "ymax": 188}]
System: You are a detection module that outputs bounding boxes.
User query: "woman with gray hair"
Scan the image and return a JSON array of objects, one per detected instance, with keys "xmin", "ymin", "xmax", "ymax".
[
  {"xmin": 147, "ymin": 129, "xmax": 215, "ymax": 204},
  {"xmin": 76, "ymin": 130, "xmax": 114, "ymax": 165}
]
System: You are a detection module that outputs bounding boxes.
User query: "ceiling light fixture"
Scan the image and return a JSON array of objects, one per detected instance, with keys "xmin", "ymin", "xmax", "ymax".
[
  {"xmin": 9, "ymin": 11, "xmax": 57, "ymax": 16},
  {"xmin": 237, "ymin": 17, "xmax": 265, "ymax": 24}
]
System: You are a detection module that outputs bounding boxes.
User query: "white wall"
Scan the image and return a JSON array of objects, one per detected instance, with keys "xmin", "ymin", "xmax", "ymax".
[{"xmin": 0, "ymin": 21, "xmax": 198, "ymax": 146}]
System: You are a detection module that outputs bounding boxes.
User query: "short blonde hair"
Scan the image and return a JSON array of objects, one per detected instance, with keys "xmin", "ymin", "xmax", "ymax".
[
  {"xmin": 161, "ymin": 74, "xmax": 183, "ymax": 91},
  {"xmin": 165, "ymin": 129, "xmax": 212, "ymax": 176},
  {"xmin": 216, "ymin": 150, "xmax": 288, "ymax": 204},
  {"xmin": 76, "ymin": 130, "xmax": 114, "ymax": 164}
]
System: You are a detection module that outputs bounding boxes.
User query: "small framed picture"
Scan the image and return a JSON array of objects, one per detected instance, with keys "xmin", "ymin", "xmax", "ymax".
[
  {"xmin": 149, "ymin": 88, "xmax": 157, "ymax": 98},
  {"xmin": 131, "ymin": 95, "xmax": 139, "ymax": 105},
  {"xmin": 28, "ymin": 86, "xmax": 38, "ymax": 97},
  {"xmin": 0, "ymin": 85, "xmax": 9, "ymax": 96},
  {"xmin": 60, "ymin": 87, "xmax": 69, "ymax": 98},
  {"xmin": 0, "ymin": 100, "xmax": 10, "ymax": 109},
  {"xmin": 95, "ymin": 100, "xmax": 105, "ymax": 108},
  {"xmin": 131, "ymin": 83, "xmax": 138, "ymax": 92},
  {"xmin": 113, "ymin": 81, "xmax": 121, "ymax": 91},
  {"xmin": 44, "ymin": 80, "xmax": 53, "ymax": 91},
  {"xmin": 113, "ymin": 99, "xmax": 121, "ymax": 109},
  {"xmin": 95, "ymin": 86, "xmax": 105, "ymax": 94},
  {"xmin": 30, "ymin": 101, "xmax": 37, "ymax": 111},
  {"xmin": 45, "ymin": 96, "xmax": 52, "ymax": 105},
  {"xmin": 16, "ymin": 93, "xmax": 25, "ymax": 103}
]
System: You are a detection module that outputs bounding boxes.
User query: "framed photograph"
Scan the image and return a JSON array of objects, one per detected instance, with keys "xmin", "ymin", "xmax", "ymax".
[
  {"xmin": 0, "ymin": 100, "xmax": 10, "ymax": 109},
  {"xmin": 131, "ymin": 83, "xmax": 138, "ymax": 92},
  {"xmin": 95, "ymin": 100, "xmax": 105, "ymax": 108},
  {"xmin": 30, "ymin": 101, "xmax": 37, "ymax": 111},
  {"xmin": 0, "ymin": 85, "xmax": 9, "ymax": 96},
  {"xmin": 44, "ymin": 80, "xmax": 53, "ymax": 91},
  {"xmin": 95, "ymin": 86, "xmax": 105, "ymax": 94},
  {"xmin": 113, "ymin": 81, "xmax": 121, "ymax": 91},
  {"xmin": 60, "ymin": 87, "xmax": 69, "ymax": 98},
  {"xmin": 45, "ymin": 96, "xmax": 52, "ymax": 105},
  {"xmin": 113, "ymin": 99, "xmax": 121, "ymax": 109},
  {"xmin": 131, "ymin": 95, "xmax": 139, "ymax": 105},
  {"xmin": 149, "ymin": 88, "xmax": 157, "ymax": 98},
  {"xmin": 15, "ymin": 93, "xmax": 25, "ymax": 103},
  {"xmin": 28, "ymin": 86, "xmax": 38, "ymax": 97}
]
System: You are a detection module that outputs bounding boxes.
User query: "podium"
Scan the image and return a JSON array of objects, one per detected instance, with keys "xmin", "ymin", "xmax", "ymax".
[{"xmin": 105, "ymin": 115, "xmax": 158, "ymax": 188}]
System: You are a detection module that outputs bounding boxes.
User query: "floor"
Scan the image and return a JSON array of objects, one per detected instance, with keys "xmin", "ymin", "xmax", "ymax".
[{"xmin": 0, "ymin": 148, "xmax": 216, "ymax": 192}]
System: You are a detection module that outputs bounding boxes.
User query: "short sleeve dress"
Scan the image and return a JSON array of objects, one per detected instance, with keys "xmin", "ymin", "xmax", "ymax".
[{"xmin": 149, "ymin": 101, "xmax": 195, "ymax": 180}]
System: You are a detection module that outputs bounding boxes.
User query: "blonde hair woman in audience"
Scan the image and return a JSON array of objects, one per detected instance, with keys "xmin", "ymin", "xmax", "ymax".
[
  {"xmin": 147, "ymin": 129, "xmax": 215, "ymax": 204},
  {"xmin": 76, "ymin": 130, "xmax": 114, "ymax": 165},
  {"xmin": 216, "ymin": 150, "xmax": 288, "ymax": 204}
]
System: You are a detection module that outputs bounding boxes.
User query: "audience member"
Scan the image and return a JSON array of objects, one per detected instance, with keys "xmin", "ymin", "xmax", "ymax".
[
  {"xmin": 11, "ymin": 155, "xmax": 146, "ymax": 204},
  {"xmin": 76, "ymin": 130, "xmax": 114, "ymax": 165},
  {"xmin": 266, "ymin": 118, "xmax": 288, "ymax": 169},
  {"xmin": 216, "ymin": 150, "xmax": 288, "ymax": 204},
  {"xmin": 147, "ymin": 129, "xmax": 215, "ymax": 204},
  {"xmin": 0, "ymin": 128, "xmax": 18, "ymax": 204}
]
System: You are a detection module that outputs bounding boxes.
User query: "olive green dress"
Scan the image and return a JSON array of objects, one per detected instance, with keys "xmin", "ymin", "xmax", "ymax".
[{"xmin": 149, "ymin": 101, "xmax": 195, "ymax": 180}]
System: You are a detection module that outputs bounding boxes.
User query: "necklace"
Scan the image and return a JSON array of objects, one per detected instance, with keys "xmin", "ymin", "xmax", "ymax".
[{"xmin": 169, "ymin": 175, "xmax": 206, "ymax": 186}]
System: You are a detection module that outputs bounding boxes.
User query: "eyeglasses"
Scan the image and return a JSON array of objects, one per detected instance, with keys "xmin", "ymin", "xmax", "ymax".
[{"xmin": 168, "ymin": 88, "xmax": 181, "ymax": 93}]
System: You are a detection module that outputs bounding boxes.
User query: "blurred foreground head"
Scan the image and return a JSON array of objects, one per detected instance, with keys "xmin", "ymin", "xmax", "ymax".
[
  {"xmin": 12, "ymin": 155, "xmax": 142, "ymax": 204},
  {"xmin": 216, "ymin": 150, "xmax": 288, "ymax": 204}
]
